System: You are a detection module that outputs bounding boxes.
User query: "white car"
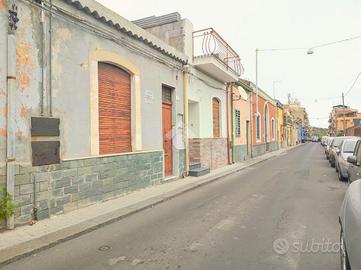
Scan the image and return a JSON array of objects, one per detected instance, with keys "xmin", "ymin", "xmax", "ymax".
[
  {"xmin": 339, "ymin": 179, "xmax": 361, "ymax": 270},
  {"xmin": 336, "ymin": 138, "xmax": 359, "ymax": 181}
]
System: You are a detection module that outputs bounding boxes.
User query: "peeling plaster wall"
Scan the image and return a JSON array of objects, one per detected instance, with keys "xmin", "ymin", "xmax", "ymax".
[
  {"xmin": 1, "ymin": 0, "xmax": 185, "ymax": 167},
  {"xmin": 0, "ymin": 2, "xmax": 7, "ymax": 166},
  {"xmin": 15, "ymin": 2, "xmax": 42, "ymax": 165},
  {"xmin": 50, "ymin": 3, "xmax": 185, "ymax": 160},
  {"xmin": 0, "ymin": 2, "xmax": 43, "ymax": 167}
]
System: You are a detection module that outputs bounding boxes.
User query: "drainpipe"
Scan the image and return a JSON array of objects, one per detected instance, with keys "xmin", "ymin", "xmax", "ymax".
[
  {"xmin": 40, "ymin": 0, "xmax": 46, "ymax": 116},
  {"xmin": 226, "ymin": 83, "xmax": 231, "ymax": 165},
  {"xmin": 49, "ymin": 0, "xmax": 53, "ymax": 116},
  {"xmin": 6, "ymin": 0, "xmax": 19, "ymax": 230},
  {"xmin": 230, "ymin": 83, "xmax": 234, "ymax": 163},
  {"xmin": 183, "ymin": 65, "xmax": 190, "ymax": 176},
  {"xmin": 249, "ymin": 91, "xmax": 254, "ymax": 158}
]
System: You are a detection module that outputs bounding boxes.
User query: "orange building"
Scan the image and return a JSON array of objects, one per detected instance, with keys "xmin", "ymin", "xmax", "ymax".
[{"xmin": 241, "ymin": 80, "xmax": 278, "ymax": 157}]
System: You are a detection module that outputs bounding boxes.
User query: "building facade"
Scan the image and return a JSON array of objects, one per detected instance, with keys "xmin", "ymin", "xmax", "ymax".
[
  {"xmin": 240, "ymin": 80, "xmax": 278, "ymax": 157},
  {"xmin": 134, "ymin": 13, "xmax": 244, "ymax": 171},
  {"xmin": 0, "ymin": 0, "xmax": 187, "ymax": 227},
  {"xmin": 276, "ymin": 100, "xmax": 286, "ymax": 148},
  {"xmin": 231, "ymin": 83, "xmax": 251, "ymax": 162},
  {"xmin": 329, "ymin": 105, "xmax": 361, "ymax": 136}
]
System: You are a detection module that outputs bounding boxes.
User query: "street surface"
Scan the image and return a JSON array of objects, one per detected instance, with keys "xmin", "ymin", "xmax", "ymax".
[{"xmin": 2, "ymin": 143, "xmax": 347, "ymax": 270}]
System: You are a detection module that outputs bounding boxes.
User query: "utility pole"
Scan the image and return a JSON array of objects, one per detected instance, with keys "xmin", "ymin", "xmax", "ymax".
[{"xmin": 342, "ymin": 92, "xmax": 346, "ymax": 136}]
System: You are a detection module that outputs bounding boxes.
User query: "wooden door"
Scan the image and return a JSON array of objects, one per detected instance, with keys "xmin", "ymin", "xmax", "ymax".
[
  {"xmin": 212, "ymin": 98, "xmax": 220, "ymax": 138},
  {"xmin": 98, "ymin": 63, "xmax": 131, "ymax": 155},
  {"xmin": 162, "ymin": 87, "xmax": 173, "ymax": 176}
]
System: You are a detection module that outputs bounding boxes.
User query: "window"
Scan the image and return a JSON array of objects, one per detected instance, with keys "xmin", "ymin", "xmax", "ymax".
[
  {"xmin": 343, "ymin": 140, "xmax": 357, "ymax": 153},
  {"xmin": 235, "ymin": 110, "xmax": 241, "ymax": 137},
  {"xmin": 356, "ymin": 142, "xmax": 361, "ymax": 164},
  {"xmin": 271, "ymin": 118, "xmax": 275, "ymax": 139},
  {"xmin": 256, "ymin": 113, "xmax": 261, "ymax": 140}
]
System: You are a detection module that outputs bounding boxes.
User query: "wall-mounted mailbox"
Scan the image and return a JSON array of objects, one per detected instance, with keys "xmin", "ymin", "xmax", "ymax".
[
  {"xmin": 32, "ymin": 141, "xmax": 60, "ymax": 166},
  {"xmin": 31, "ymin": 117, "xmax": 60, "ymax": 137}
]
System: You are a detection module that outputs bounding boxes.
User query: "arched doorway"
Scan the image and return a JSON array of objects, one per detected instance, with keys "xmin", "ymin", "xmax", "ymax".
[{"xmin": 98, "ymin": 62, "xmax": 132, "ymax": 155}]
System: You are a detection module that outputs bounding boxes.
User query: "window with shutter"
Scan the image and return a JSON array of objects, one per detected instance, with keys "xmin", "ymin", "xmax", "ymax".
[
  {"xmin": 235, "ymin": 110, "xmax": 241, "ymax": 137},
  {"xmin": 98, "ymin": 63, "xmax": 132, "ymax": 155}
]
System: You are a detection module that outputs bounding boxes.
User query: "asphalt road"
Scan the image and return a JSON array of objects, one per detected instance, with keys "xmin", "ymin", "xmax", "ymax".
[{"xmin": 2, "ymin": 143, "xmax": 348, "ymax": 270}]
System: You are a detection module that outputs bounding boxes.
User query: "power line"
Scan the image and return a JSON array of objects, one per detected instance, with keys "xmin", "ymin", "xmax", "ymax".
[
  {"xmin": 345, "ymin": 72, "xmax": 361, "ymax": 96},
  {"xmin": 312, "ymin": 34, "xmax": 361, "ymax": 49}
]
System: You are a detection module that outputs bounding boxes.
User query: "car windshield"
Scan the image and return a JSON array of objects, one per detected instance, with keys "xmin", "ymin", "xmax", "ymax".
[
  {"xmin": 343, "ymin": 140, "xmax": 358, "ymax": 153},
  {"xmin": 332, "ymin": 138, "xmax": 344, "ymax": 147}
]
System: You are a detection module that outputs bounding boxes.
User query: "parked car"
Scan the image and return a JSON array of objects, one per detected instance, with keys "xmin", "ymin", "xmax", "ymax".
[
  {"xmin": 329, "ymin": 137, "xmax": 357, "ymax": 168},
  {"xmin": 325, "ymin": 137, "xmax": 334, "ymax": 160},
  {"xmin": 321, "ymin": 136, "xmax": 329, "ymax": 146},
  {"xmin": 347, "ymin": 139, "xmax": 361, "ymax": 184},
  {"xmin": 339, "ymin": 179, "xmax": 361, "ymax": 270},
  {"xmin": 335, "ymin": 138, "xmax": 359, "ymax": 181}
]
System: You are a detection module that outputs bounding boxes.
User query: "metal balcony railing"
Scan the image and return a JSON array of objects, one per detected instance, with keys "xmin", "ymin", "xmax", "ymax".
[{"xmin": 192, "ymin": 28, "xmax": 244, "ymax": 77}]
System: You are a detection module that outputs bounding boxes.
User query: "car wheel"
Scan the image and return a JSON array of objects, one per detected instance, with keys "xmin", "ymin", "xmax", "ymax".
[
  {"xmin": 338, "ymin": 167, "xmax": 345, "ymax": 181},
  {"xmin": 340, "ymin": 231, "xmax": 351, "ymax": 270}
]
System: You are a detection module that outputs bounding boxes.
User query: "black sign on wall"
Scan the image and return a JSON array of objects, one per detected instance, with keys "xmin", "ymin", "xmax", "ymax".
[
  {"xmin": 32, "ymin": 141, "xmax": 60, "ymax": 167},
  {"xmin": 31, "ymin": 117, "xmax": 61, "ymax": 166},
  {"xmin": 31, "ymin": 117, "xmax": 60, "ymax": 137}
]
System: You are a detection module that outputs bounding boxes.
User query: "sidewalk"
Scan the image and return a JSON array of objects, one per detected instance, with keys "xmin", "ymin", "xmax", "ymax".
[{"xmin": 0, "ymin": 144, "xmax": 303, "ymax": 266}]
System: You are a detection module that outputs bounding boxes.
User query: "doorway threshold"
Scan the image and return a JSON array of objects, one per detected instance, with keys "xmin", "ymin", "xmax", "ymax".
[{"xmin": 162, "ymin": 175, "xmax": 178, "ymax": 183}]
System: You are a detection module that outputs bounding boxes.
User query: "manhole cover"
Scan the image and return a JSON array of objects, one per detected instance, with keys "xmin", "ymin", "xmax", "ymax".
[{"xmin": 98, "ymin": 245, "xmax": 111, "ymax": 251}]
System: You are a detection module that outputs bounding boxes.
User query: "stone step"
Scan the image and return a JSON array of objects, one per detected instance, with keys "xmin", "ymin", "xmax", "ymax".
[
  {"xmin": 189, "ymin": 167, "xmax": 210, "ymax": 177},
  {"xmin": 189, "ymin": 162, "xmax": 201, "ymax": 171}
]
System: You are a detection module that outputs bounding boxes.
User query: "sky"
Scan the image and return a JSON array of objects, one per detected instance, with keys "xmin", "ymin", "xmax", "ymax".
[{"xmin": 97, "ymin": 0, "xmax": 361, "ymax": 128}]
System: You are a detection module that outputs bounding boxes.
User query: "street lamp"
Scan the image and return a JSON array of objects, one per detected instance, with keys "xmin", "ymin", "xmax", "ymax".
[{"xmin": 255, "ymin": 47, "xmax": 310, "ymax": 115}]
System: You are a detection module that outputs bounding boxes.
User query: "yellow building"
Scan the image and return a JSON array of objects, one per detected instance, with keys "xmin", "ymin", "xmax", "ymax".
[{"xmin": 276, "ymin": 101, "xmax": 285, "ymax": 148}]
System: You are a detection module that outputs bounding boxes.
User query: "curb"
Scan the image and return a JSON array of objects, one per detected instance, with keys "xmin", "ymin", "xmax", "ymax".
[{"xmin": 0, "ymin": 144, "xmax": 304, "ymax": 267}]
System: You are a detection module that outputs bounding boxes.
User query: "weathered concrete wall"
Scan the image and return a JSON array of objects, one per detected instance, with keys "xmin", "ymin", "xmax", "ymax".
[
  {"xmin": 0, "ymin": 1, "xmax": 6, "ymax": 229},
  {"xmin": 252, "ymin": 142, "xmax": 279, "ymax": 158},
  {"xmin": 0, "ymin": 0, "xmax": 187, "ymax": 227},
  {"xmin": 234, "ymin": 144, "xmax": 248, "ymax": 163},
  {"xmin": 50, "ymin": 2, "xmax": 185, "ymax": 161},
  {"xmin": 0, "ymin": 0, "xmax": 186, "ymax": 164},
  {"xmin": 189, "ymin": 138, "xmax": 228, "ymax": 170},
  {"xmin": 0, "ymin": 0, "xmax": 7, "ymax": 173},
  {"xmin": 252, "ymin": 144, "xmax": 266, "ymax": 158},
  {"xmin": 143, "ymin": 18, "xmax": 193, "ymax": 58}
]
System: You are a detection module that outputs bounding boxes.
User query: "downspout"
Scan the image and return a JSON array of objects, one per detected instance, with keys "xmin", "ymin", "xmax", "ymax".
[
  {"xmin": 230, "ymin": 83, "xmax": 234, "ymax": 163},
  {"xmin": 6, "ymin": 0, "xmax": 18, "ymax": 230},
  {"xmin": 49, "ymin": 0, "xmax": 53, "ymax": 116},
  {"xmin": 183, "ymin": 65, "xmax": 189, "ymax": 176},
  {"xmin": 226, "ymin": 83, "xmax": 231, "ymax": 165},
  {"xmin": 249, "ymin": 91, "xmax": 254, "ymax": 158},
  {"xmin": 40, "ymin": 0, "xmax": 45, "ymax": 116}
]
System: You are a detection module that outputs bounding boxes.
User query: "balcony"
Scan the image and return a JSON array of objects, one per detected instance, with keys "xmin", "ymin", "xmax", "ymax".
[{"xmin": 192, "ymin": 28, "xmax": 244, "ymax": 82}]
